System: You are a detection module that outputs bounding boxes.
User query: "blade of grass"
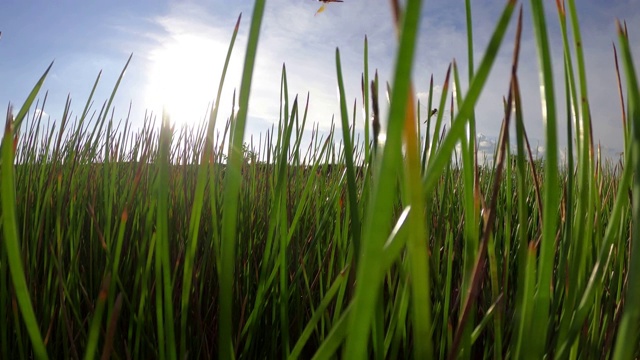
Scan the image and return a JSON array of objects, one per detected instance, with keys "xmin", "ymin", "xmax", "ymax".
[
  {"xmin": 219, "ymin": 1, "xmax": 266, "ymax": 358},
  {"xmin": 450, "ymin": 11, "xmax": 523, "ymax": 358},
  {"xmin": 427, "ymin": 64, "xmax": 452, "ymax": 163},
  {"xmin": 335, "ymin": 48, "xmax": 362, "ymax": 267},
  {"xmin": 613, "ymin": 20, "xmax": 640, "ymax": 360},
  {"xmin": 83, "ymin": 275, "xmax": 110, "ymax": 360},
  {"xmin": 563, "ymin": 2, "xmax": 596, "ymax": 339},
  {"xmin": 1, "ymin": 66, "xmax": 52, "ymax": 360},
  {"xmin": 289, "ymin": 266, "xmax": 349, "ymax": 360},
  {"xmin": 10, "ymin": 62, "xmax": 54, "ymax": 131},
  {"xmin": 389, "ymin": 0, "xmax": 433, "ymax": 356},
  {"xmin": 422, "ymin": 0, "xmax": 516, "ymax": 196},
  {"xmin": 100, "ymin": 293, "xmax": 123, "ymax": 360},
  {"xmin": 344, "ymin": 0, "xmax": 425, "ymax": 357},
  {"xmin": 179, "ymin": 14, "xmax": 242, "ymax": 359},
  {"xmin": 554, "ymin": 0, "xmax": 578, "ymax": 344},
  {"xmin": 156, "ymin": 111, "xmax": 176, "ymax": 359},
  {"xmin": 528, "ymin": 0, "xmax": 561, "ymax": 356},
  {"xmin": 363, "ymin": 36, "xmax": 371, "ymax": 164}
]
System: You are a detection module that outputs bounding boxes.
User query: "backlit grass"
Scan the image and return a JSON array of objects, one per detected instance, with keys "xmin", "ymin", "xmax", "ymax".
[{"xmin": 1, "ymin": 0, "xmax": 639, "ymax": 359}]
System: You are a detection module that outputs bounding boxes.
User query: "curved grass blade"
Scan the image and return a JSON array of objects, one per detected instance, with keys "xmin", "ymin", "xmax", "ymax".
[
  {"xmin": 219, "ymin": 1, "xmax": 267, "ymax": 358},
  {"xmin": 612, "ymin": 20, "xmax": 640, "ymax": 360},
  {"xmin": 98, "ymin": 54, "xmax": 132, "ymax": 127},
  {"xmin": 156, "ymin": 112, "xmax": 176, "ymax": 359},
  {"xmin": 83, "ymin": 275, "xmax": 110, "ymax": 360},
  {"xmin": 613, "ymin": 43, "xmax": 629, "ymax": 146},
  {"xmin": 335, "ymin": 48, "xmax": 362, "ymax": 262},
  {"xmin": 427, "ymin": 63, "xmax": 452, "ymax": 163},
  {"xmin": 527, "ymin": 0, "xmax": 561, "ymax": 356},
  {"xmin": 451, "ymin": 58, "xmax": 479, "ymax": 360},
  {"xmin": 420, "ymin": 75, "xmax": 434, "ymax": 171},
  {"xmin": 289, "ymin": 266, "xmax": 349, "ymax": 360},
  {"xmin": 422, "ymin": 0, "xmax": 516, "ymax": 196},
  {"xmin": 390, "ymin": 1, "xmax": 432, "ymax": 355},
  {"xmin": 179, "ymin": 14, "xmax": 242, "ymax": 359},
  {"xmin": 10, "ymin": 62, "xmax": 54, "ymax": 132},
  {"xmin": 514, "ymin": 244, "xmax": 538, "ymax": 358},
  {"xmin": 312, "ymin": 305, "xmax": 352, "ymax": 360},
  {"xmin": 554, "ymin": 145, "xmax": 630, "ymax": 356},
  {"xmin": 363, "ymin": 36, "xmax": 371, "ymax": 163},
  {"xmin": 100, "ymin": 293, "xmax": 123, "ymax": 360},
  {"xmin": 450, "ymin": 10, "xmax": 523, "ymax": 358},
  {"xmin": 1, "ymin": 70, "xmax": 51, "ymax": 360},
  {"xmin": 344, "ymin": 0, "xmax": 425, "ymax": 357},
  {"xmin": 277, "ymin": 94, "xmax": 298, "ymax": 356},
  {"xmin": 563, "ymin": 2, "xmax": 596, "ymax": 335},
  {"xmin": 553, "ymin": 1, "xmax": 579, "ymax": 346}
]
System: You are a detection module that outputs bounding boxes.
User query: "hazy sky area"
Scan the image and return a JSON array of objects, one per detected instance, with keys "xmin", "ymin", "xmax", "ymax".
[{"xmin": 1, "ymin": 0, "xmax": 639, "ymax": 161}]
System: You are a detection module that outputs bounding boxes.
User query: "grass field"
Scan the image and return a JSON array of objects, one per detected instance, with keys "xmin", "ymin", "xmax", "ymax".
[{"xmin": 1, "ymin": 0, "xmax": 640, "ymax": 358}]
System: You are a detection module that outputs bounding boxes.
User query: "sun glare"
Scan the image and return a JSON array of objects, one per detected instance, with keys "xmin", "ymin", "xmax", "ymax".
[{"xmin": 145, "ymin": 33, "xmax": 228, "ymax": 127}]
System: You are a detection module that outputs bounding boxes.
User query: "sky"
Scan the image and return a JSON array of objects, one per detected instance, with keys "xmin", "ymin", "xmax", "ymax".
[{"xmin": 1, "ymin": 0, "xmax": 639, "ymax": 162}]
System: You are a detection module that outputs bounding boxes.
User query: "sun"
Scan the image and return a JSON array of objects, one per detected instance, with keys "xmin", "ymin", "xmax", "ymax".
[{"xmin": 145, "ymin": 33, "xmax": 228, "ymax": 127}]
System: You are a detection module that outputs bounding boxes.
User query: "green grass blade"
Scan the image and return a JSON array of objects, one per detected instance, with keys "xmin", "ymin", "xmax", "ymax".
[
  {"xmin": 10, "ymin": 62, "xmax": 54, "ymax": 131},
  {"xmin": 423, "ymin": 0, "xmax": 516, "ymax": 196},
  {"xmin": 312, "ymin": 305, "xmax": 352, "ymax": 360},
  {"xmin": 1, "ymin": 74, "xmax": 51, "ymax": 360},
  {"xmin": 514, "ymin": 244, "xmax": 538, "ymax": 358},
  {"xmin": 83, "ymin": 275, "xmax": 110, "ymax": 360},
  {"xmin": 420, "ymin": 75, "xmax": 434, "ymax": 171},
  {"xmin": 344, "ymin": 0, "xmax": 425, "ymax": 357},
  {"xmin": 554, "ymin": 11, "xmax": 578, "ymax": 323},
  {"xmin": 527, "ymin": 0, "xmax": 561, "ymax": 357},
  {"xmin": 99, "ymin": 54, "xmax": 132, "ymax": 127},
  {"xmin": 564, "ymin": 2, "xmax": 596, "ymax": 331},
  {"xmin": 179, "ymin": 14, "xmax": 242, "ymax": 359},
  {"xmin": 454, "ymin": 59, "xmax": 478, "ymax": 360},
  {"xmin": 554, "ymin": 140, "xmax": 631, "ymax": 356},
  {"xmin": 289, "ymin": 267, "xmax": 349, "ymax": 360},
  {"xmin": 219, "ymin": 1, "xmax": 266, "ymax": 358},
  {"xmin": 156, "ymin": 112, "xmax": 176, "ymax": 360},
  {"xmin": 613, "ymin": 21, "xmax": 640, "ymax": 360},
  {"xmin": 363, "ymin": 36, "xmax": 370, "ymax": 163},
  {"xmin": 427, "ymin": 64, "xmax": 452, "ymax": 162},
  {"xmin": 335, "ymin": 48, "xmax": 362, "ymax": 262}
]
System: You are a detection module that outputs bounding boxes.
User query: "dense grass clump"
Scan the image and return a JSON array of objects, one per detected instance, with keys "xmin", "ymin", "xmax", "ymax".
[{"xmin": 1, "ymin": 0, "xmax": 640, "ymax": 359}]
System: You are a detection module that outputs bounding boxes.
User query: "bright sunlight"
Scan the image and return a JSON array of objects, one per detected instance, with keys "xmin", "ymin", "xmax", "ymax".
[{"xmin": 145, "ymin": 33, "xmax": 229, "ymax": 127}]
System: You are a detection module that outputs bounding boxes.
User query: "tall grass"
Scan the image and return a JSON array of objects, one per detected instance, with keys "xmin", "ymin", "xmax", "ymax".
[{"xmin": 1, "ymin": 0, "xmax": 639, "ymax": 358}]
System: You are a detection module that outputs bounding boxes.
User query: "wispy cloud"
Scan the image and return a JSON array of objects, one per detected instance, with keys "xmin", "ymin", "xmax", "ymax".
[
  {"xmin": 114, "ymin": 0, "xmax": 640, "ymax": 158},
  {"xmin": 34, "ymin": 108, "xmax": 48, "ymax": 119}
]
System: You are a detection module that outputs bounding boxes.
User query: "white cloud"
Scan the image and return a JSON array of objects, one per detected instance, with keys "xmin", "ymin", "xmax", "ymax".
[
  {"xmin": 34, "ymin": 108, "xmax": 48, "ymax": 119},
  {"xmin": 119, "ymin": 0, "xmax": 639, "ymax": 161}
]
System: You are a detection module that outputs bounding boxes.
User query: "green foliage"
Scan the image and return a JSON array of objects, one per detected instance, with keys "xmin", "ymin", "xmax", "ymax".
[{"xmin": 0, "ymin": 0, "xmax": 639, "ymax": 359}]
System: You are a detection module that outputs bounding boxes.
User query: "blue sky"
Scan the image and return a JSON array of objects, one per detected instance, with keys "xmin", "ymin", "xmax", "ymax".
[{"xmin": 1, "ymin": 0, "xmax": 639, "ymax": 160}]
